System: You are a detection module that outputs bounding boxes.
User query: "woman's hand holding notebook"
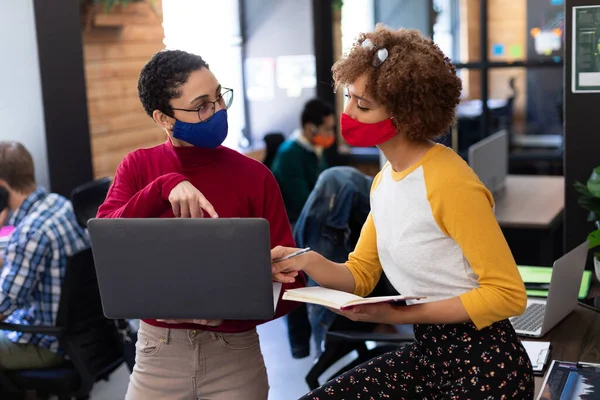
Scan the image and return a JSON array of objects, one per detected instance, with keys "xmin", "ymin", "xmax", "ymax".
[{"xmin": 283, "ymin": 286, "xmax": 425, "ymax": 310}]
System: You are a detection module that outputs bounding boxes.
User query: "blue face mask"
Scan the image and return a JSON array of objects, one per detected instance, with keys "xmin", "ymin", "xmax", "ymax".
[{"xmin": 172, "ymin": 109, "xmax": 228, "ymax": 148}]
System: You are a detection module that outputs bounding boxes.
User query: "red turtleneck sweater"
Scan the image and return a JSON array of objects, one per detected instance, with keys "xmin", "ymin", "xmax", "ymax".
[{"xmin": 97, "ymin": 140, "xmax": 304, "ymax": 332}]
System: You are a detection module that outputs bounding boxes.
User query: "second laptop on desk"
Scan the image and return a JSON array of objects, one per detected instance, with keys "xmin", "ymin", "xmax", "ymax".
[
  {"xmin": 510, "ymin": 241, "xmax": 589, "ymax": 338},
  {"xmin": 88, "ymin": 218, "xmax": 278, "ymax": 321}
]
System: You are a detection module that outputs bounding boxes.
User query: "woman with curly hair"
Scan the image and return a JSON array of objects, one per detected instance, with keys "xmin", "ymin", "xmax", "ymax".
[{"xmin": 272, "ymin": 25, "xmax": 534, "ymax": 399}]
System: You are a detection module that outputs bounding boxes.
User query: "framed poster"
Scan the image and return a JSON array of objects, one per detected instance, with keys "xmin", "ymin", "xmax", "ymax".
[{"xmin": 572, "ymin": 5, "xmax": 600, "ymax": 93}]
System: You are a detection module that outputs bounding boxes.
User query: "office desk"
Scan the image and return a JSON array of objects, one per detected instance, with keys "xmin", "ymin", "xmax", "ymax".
[
  {"xmin": 494, "ymin": 175, "xmax": 565, "ymax": 266},
  {"xmin": 456, "ymin": 98, "xmax": 509, "ymax": 119},
  {"xmin": 495, "ymin": 175, "xmax": 564, "ymax": 229},
  {"xmin": 533, "ymin": 305, "xmax": 600, "ymax": 397}
]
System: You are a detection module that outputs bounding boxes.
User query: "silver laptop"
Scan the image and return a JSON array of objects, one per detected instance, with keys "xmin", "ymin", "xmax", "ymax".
[
  {"xmin": 87, "ymin": 218, "xmax": 275, "ymax": 320},
  {"xmin": 510, "ymin": 241, "xmax": 589, "ymax": 338},
  {"xmin": 468, "ymin": 129, "xmax": 508, "ymax": 195}
]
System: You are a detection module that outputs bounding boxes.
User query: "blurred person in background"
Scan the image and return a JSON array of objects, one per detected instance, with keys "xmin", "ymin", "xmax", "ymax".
[
  {"xmin": 0, "ymin": 141, "xmax": 89, "ymax": 370},
  {"xmin": 270, "ymin": 98, "xmax": 335, "ymax": 360},
  {"xmin": 271, "ymin": 98, "xmax": 336, "ymax": 226}
]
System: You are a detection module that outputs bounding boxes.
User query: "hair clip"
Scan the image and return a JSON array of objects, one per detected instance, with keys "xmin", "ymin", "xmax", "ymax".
[
  {"xmin": 361, "ymin": 39, "xmax": 375, "ymax": 50},
  {"xmin": 361, "ymin": 39, "xmax": 388, "ymax": 67}
]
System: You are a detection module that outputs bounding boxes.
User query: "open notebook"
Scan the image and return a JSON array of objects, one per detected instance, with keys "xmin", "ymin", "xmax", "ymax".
[{"xmin": 282, "ymin": 287, "xmax": 425, "ymax": 310}]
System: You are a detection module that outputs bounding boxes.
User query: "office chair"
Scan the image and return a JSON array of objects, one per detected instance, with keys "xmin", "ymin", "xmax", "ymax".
[
  {"xmin": 0, "ymin": 249, "xmax": 124, "ymax": 400},
  {"xmin": 291, "ymin": 166, "xmax": 415, "ymax": 389},
  {"xmin": 262, "ymin": 132, "xmax": 285, "ymax": 170},
  {"xmin": 70, "ymin": 177, "xmax": 112, "ymax": 228},
  {"xmin": 70, "ymin": 176, "xmax": 137, "ymax": 372}
]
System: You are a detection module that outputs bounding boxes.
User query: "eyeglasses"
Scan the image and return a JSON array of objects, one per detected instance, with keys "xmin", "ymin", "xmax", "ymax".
[
  {"xmin": 361, "ymin": 39, "xmax": 388, "ymax": 67},
  {"xmin": 172, "ymin": 88, "xmax": 234, "ymax": 122}
]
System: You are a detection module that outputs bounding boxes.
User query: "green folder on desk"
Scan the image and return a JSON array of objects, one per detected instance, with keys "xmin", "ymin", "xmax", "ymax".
[{"xmin": 517, "ymin": 266, "xmax": 592, "ymax": 299}]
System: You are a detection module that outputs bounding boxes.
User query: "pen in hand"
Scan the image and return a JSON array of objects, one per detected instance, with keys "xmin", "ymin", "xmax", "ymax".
[{"xmin": 272, "ymin": 247, "xmax": 311, "ymax": 264}]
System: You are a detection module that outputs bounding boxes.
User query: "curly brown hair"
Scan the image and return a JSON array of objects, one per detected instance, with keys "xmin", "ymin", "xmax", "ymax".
[{"xmin": 333, "ymin": 24, "xmax": 462, "ymax": 141}]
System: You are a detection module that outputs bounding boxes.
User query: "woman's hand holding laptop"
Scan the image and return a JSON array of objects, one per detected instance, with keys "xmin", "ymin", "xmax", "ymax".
[
  {"xmin": 168, "ymin": 180, "xmax": 218, "ymax": 219},
  {"xmin": 156, "ymin": 181, "xmax": 222, "ymax": 326}
]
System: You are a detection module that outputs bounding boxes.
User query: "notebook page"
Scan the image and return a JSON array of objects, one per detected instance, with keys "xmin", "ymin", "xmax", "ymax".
[
  {"xmin": 283, "ymin": 287, "xmax": 361, "ymax": 308},
  {"xmin": 345, "ymin": 294, "xmax": 424, "ymax": 307}
]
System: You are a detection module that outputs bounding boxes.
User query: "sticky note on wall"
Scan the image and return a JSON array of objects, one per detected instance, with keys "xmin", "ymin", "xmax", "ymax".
[
  {"xmin": 509, "ymin": 44, "xmax": 523, "ymax": 58},
  {"xmin": 492, "ymin": 43, "xmax": 504, "ymax": 56}
]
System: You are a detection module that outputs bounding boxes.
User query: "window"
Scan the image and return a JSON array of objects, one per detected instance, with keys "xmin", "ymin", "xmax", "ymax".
[
  {"xmin": 433, "ymin": 0, "xmax": 460, "ymax": 61},
  {"xmin": 451, "ymin": 0, "xmax": 564, "ymax": 165},
  {"xmin": 341, "ymin": 0, "xmax": 375, "ymax": 55},
  {"xmin": 162, "ymin": 0, "xmax": 246, "ymax": 149},
  {"xmin": 340, "ymin": 0, "xmax": 375, "ymax": 112}
]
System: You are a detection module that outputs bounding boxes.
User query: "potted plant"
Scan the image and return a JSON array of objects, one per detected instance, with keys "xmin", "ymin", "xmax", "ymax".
[
  {"xmin": 80, "ymin": 0, "xmax": 157, "ymax": 29},
  {"xmin": 81, "ymin": 0, "xmax": 154, "ymax": 13},
  {"xmin": 574, "ymin": 165, "xmax": 600, "ymax": 279}
]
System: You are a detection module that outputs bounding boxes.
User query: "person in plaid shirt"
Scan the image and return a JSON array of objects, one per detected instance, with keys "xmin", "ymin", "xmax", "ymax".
[{"xmin": 0, "ymin": 142, "xmax": 89, "ymax": 370}]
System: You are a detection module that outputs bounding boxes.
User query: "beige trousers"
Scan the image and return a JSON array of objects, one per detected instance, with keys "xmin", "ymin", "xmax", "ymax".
[{"xmin": 125, "ymin": 321, "xmax": 269, "ymax": 400}]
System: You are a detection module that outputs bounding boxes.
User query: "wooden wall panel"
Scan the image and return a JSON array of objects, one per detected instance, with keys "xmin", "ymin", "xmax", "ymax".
[
  {"xmin": 86, "ymin": 78, "xmax": 140, "ymax": 101},
  {"xmin": 83, "ymin": 1, "xmax": 165, "ymax": 179},
  {"xmin": 85, "ymin": 59, "xmax": 149, "ymax": 80},
  {"xmin": 89, "ymin": 112, "xmax": 152, "ymax": 136},
  {"xmin": 459, "ymin": 0, "xmax": 480, "ymax": 98},
  {"xmin": 488, "ymin": 0, "xmax": 527, "ymax": 124},
  {"xmin": 93, "ymin": 149, "xmax": 140, "ymax": 177},
  {"xmin": 93, "ymin": 128, "xmax": 166, "ymax": 154},
  {"xmin": 87, "ymin": 95, "xmax": 143, "ymax": 118},
  {"xmin": 83, "ymin": 43, "xmax": 164, "ymax": 61},
  {"xmin": 84, "ymin": 25, "xmax": 165, "ymax": 43}
]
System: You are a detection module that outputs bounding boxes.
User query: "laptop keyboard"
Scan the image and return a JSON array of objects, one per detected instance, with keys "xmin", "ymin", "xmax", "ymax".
[{"xmin": 512, "ymin": 303, "xmax": 545, "ymax": 332}]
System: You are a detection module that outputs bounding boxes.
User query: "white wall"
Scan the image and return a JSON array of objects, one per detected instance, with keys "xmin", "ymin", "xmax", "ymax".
[{"xmin": 0, "ymin": 0, "xmax": 49, "ymax": 190}]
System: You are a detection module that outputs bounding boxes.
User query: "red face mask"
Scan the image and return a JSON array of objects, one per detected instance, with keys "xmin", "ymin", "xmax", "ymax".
[
  {"xmin": 341, "ymin": 113, "xmax": 397, "ymax": 147},
  {"xmin": 312, "ymin": 134, "xmax": 335, "ymax": 149}
]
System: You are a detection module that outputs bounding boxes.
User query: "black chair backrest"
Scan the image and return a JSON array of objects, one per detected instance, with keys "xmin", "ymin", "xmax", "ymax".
[
  {"xmin": 70, "ymin": 177, "xmax": 112, "ymax": 228},
  {"xmin": 57, "ymin": 249, "xmax": 122, "ymax": 386},
  {"xmin": 263, "ymin": 132, "xmax": 285, "ymax": 170},
  {"xmin": 57, "ymin": 249, "xmax": 104, "ymax": 330}
]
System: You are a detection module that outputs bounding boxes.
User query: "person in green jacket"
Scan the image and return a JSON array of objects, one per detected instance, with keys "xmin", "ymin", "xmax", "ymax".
[{"xmin": 271, "ymin": 99, "xmax": 336, "ymax": 224}]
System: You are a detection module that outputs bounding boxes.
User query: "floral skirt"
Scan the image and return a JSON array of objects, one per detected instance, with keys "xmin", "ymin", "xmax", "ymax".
[{"xmin": 300, "ymin": 319, "xmax": 534, "ymax": 400}]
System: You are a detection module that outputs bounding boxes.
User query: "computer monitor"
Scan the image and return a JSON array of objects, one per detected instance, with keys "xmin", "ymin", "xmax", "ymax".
[{"xmin": 468, "ymin": 129, "xmax": 508, "ymax": 195}]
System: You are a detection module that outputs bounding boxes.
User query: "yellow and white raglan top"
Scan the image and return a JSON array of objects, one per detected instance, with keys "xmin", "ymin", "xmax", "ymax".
[{"xmin": 346, "ymin": 144, "xmax": 527, "ymax": 330}]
